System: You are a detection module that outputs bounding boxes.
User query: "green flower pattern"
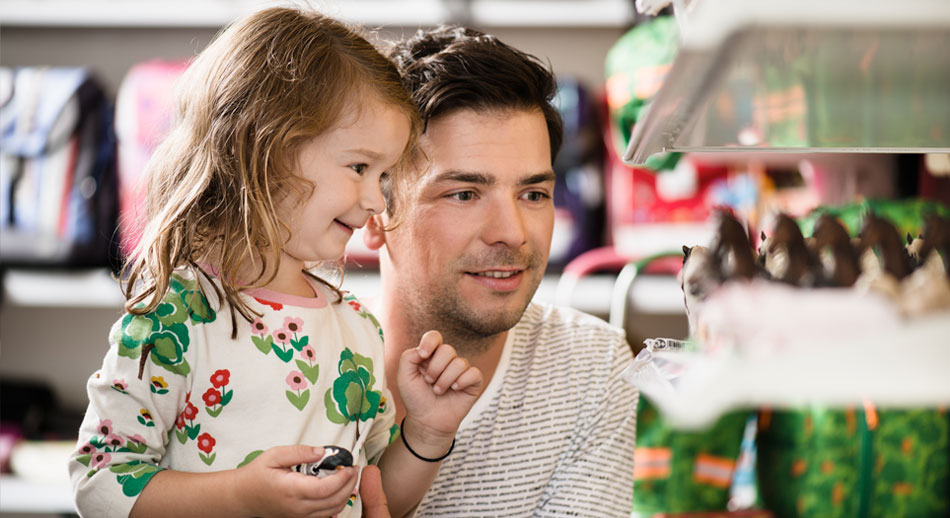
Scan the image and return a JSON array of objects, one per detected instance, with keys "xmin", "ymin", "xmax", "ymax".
[
  {"xmin": 116, "ymin": 275, "xmax": 216, "ymax": 380},
  {"xmin": 325, "ymin": 348, "xmax": 384, "ymax": 425}
]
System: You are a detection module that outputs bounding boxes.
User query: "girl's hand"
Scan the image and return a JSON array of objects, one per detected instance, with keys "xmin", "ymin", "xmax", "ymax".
[
  {"xmin": 236, "ymin": 445, "xmax": 358, "ymax": 518},
  {"xmin": 396, "ymin": 330, "xmax": 483, "ymax": 438}
]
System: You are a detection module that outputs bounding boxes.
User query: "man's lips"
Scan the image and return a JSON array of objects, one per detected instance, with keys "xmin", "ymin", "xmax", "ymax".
[
  {"xmin": 464, "ymin": 268, "xmax": 526, "ymax": 292},
  {"xmin": 466, "ymin": 269, "xmax": 522, "ymax": 279}
]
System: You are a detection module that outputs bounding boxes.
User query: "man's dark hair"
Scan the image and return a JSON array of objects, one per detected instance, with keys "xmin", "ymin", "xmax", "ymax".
[{"xmin": 388, "ymin": 26, "xmax": 563, "ymax": 162}]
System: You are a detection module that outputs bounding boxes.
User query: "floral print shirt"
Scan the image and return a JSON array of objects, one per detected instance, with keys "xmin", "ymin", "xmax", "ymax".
[{"xmin": 69, "ymin": 269, "xmax": 396, "ymax": 518}]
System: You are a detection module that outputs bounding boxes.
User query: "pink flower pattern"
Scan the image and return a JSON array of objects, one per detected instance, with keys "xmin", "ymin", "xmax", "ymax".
[
  {"xmin": 273, "ymin": 328, "xmax": 291, "ymax": 346},
  {"xmin": 250, "ymin": 318, "xmax": 268, "ymax": 336},
  {"xmin": 285, "ymin": 371, "xmax": 308, "ymax": 391},
  {"xmin": 283, "ymin": 316, "xmax": 304, "ymax": 334}
]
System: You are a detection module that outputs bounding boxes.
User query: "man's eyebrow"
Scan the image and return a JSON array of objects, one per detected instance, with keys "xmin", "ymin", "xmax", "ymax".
[
  {"xmin": 520, "ymin": 171, "xmax": 556, "ymax": 186},
  {"xmin": 430, "ymin": 170, "xmax": 556, "ymax": 186},
  {"xmin": 431, "ymin": 170, "xmax": 494, "ymax": 185}
]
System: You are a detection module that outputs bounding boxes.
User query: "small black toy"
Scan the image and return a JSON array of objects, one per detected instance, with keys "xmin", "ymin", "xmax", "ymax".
[{"xmin": 292, "ymin": 446, "xmax": 353, "ymax": 478}]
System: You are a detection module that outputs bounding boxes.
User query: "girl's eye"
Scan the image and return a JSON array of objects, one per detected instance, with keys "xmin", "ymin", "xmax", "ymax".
[
  {"xmin": 449, "ymin": 191, "xmax": 475, "ymax": 202},
  {"xmin": 350, "ymin": 164, "xmax": 367, "ymax": 175}
]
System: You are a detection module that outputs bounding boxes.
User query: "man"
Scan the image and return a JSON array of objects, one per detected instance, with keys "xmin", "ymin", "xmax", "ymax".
[{"xmin": 363, "ymin": 26, "xmax": 638, "ymax": 516}]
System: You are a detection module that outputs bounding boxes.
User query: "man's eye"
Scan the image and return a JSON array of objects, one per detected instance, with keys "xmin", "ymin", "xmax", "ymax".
[
  {"xmin": 450, "ymin": 191, "xmax": 475, "ymax": 201},
  {"xmin": 350, "ymin": 164, "xmax": 367, "ymax": 175},
  {"xmin": 523, "ymin": 191, "xmax": 550, "ymax": 202}
]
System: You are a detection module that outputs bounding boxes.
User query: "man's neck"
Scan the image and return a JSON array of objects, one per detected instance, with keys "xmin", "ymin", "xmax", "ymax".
[{"xmin": 369, "ymin": 296, "xmax": 508, "ymax": 422}]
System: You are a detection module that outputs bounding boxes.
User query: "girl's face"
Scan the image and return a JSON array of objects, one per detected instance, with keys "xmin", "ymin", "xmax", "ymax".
[{"xmin": 280, "ymin": 96, "xmax": 411, "ymax": 266}]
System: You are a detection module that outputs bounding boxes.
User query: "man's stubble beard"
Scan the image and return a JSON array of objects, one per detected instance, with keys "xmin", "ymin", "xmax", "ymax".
[{"xmin": 404, "ymin": 270, "xmax": 543, "ymax": 358}]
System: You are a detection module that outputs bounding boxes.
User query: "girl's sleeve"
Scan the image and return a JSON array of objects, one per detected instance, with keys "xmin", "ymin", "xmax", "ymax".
[{"xmin": 68, "ymin": 309, "xmax": 196, "ymax": 518}]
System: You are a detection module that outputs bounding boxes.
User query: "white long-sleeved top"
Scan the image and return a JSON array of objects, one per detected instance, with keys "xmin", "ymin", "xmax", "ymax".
[{"xmin": 69, "ymin": 269, "xmax": 395, "ymax": 518}]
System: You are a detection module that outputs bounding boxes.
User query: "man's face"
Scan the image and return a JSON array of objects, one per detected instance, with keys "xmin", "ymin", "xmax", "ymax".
[{"xmin": 382, "ymin": 108, "xmax": 555, "ymax": 344}]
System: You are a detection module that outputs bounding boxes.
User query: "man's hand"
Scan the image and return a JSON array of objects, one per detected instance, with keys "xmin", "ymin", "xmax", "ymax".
[{"xmin": 360, "ymin": 465, "xmax": 391, "ymax": 518}]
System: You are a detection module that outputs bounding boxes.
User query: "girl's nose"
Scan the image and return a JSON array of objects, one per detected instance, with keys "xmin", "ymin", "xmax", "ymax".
[{"xmin": 361, "ymin": 179, "xmax": 387, "ymax": 215}]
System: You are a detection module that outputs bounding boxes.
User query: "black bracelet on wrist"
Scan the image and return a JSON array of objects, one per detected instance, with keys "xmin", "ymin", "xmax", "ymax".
[{"xmin": 399, "ymin": 417, "xmax": 455, "ymax": 463}]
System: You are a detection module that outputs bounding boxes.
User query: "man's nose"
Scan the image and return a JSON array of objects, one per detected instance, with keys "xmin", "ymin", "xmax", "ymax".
[{"xmin": 483, "ymin": 197, "xmax": 527, "ymax": 247}]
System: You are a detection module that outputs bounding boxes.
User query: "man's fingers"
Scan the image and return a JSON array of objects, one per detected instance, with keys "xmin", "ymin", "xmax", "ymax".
[
  {"xmin": 360, "ymin": 465, "xmax": 391, "ymax": 518},
  {"xmin": 299, "ymin": 466, "xmax": 358, "ymax": 505}
]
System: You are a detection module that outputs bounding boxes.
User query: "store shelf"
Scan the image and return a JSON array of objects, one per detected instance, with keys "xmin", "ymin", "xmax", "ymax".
[
  {"xmin": 1, "ymin": 269, "xmax": 125, "ymax": 308},
  {"xmin": 623, "ymin": 281, "xmax": 950, "ymax": 429},
  {"xmin": 0, "ymin": 0, "xmax": 636, "ymax": 28},
  {"xmin": 0, "ymin": 475, "xmax": 74, "ymax": 514},
  {"xmin": 624, "ymin": 0, "xmax": 950, "ymax": 164},
  {"xmin": 2, "ymin": 268, "xmax": 682, "ymax": 318}
]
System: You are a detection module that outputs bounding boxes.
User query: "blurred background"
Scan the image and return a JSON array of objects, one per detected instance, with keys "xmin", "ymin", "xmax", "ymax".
[{"xmin": 1, "ymin": 0, "xmax": 948, "ymax": 516}]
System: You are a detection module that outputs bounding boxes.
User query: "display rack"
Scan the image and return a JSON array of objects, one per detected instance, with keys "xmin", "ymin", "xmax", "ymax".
[
  {"xmin": 624, "ymin": 0, "xmax": 950, "ymax": 164},
  {"xmin": 0, "ymin": 0, "xmax": 636, "ymax": 27}
]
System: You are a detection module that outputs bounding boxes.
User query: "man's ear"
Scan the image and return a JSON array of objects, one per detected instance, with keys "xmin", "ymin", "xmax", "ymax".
[{"xmin": 363, "ymin": 214, "xmax": 387, "ymax": 251}]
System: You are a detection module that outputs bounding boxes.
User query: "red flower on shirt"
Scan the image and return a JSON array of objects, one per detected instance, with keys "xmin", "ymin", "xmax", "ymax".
[
  {"xmin": 197, "ymin": 433, "xmax": 216, "ymax": 454},
  {"xmin": 210, "ymin": 369, "xmax": 230, "ymax": 388},
  {"xmin": 202, "ymin": 388, "xmax": 222, "ymax": 407},
  {"xmin": 183, "ymin": 402, "xmax": 198, "ymax": 421}
]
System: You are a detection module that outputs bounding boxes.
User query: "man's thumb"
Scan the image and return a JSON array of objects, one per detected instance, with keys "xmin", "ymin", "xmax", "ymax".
[{"xmin": 360, "ymin": 465, "xmax": 391, "ymax": 518}]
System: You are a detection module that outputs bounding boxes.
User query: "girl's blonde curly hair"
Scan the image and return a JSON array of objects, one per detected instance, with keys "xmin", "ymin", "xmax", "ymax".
[{"xmin": 122, "ymin": 7, "xmax": 420, "ymax": 331}]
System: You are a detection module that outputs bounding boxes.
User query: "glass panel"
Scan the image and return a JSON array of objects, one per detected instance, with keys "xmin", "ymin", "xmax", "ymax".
[{"xmin": 626, "ymin": 26, "xmax": 950, "ymax": 163}]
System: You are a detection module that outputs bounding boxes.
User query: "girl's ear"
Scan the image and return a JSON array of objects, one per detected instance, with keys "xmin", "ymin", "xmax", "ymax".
[{"xmin": 363, "ymin": 215, "xmax": 387, "ymax": 251}]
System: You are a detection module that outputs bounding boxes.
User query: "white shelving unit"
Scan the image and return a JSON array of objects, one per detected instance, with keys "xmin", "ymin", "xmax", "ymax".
[
  {"xmin": 0, "ymin": 0, "xmax": 636, "ymax": 27},
  {"xmin": 0, "ymin": 267, "xmax": 642, "ymax": 317}
]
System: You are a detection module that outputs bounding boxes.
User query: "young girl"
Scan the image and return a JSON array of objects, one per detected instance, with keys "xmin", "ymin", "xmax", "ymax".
[{"xmin": 69, "ymin": 8, "xmax": 482, "ymax": 518}]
